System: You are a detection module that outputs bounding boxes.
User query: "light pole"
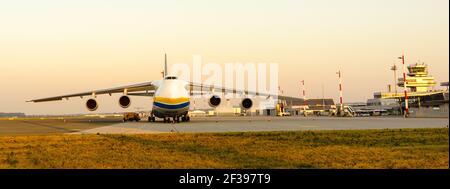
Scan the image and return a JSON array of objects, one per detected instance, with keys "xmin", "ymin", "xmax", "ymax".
[
  {"xmin": 391, "ymin": 64, "xmax": 398, "ymax": 96},
  {"xmin": 322, "ymin": 83, "xmax": 325, "ymax": 111}
]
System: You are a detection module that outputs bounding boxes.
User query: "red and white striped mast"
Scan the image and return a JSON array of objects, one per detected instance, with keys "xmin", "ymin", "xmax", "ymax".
[
  {"xmin": 337, "ymin": 70, "xmax": 343, "ymax": 114},
  {"xmin": 301, "ymin": 80, "xmax": 307, "ymax": 107},
  {"xmin": 399, "ymin": 54, "xmax": 409, "ymax": 117}
]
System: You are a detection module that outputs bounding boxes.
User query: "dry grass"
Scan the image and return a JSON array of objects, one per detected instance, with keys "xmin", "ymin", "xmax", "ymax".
[{"xmin": 0, "ymin": 128, "xmax": 448, "ymax": 169}]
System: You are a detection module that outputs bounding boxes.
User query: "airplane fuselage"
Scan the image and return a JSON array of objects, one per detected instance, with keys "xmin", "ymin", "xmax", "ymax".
[{"xmin": 152, "ymin": 79, "xmax": 190, "ymax": 118}]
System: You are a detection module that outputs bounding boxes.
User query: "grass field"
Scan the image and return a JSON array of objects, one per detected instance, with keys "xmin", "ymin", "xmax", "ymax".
[{"xmin": 0, "ymin": 128, "xmax": 448, "ymax": 169}]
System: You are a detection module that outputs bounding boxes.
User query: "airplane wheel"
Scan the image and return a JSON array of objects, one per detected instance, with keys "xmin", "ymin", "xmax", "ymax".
[{"xmin": 173, "ymin": 117, "xmax": 178, "ymax": 123}]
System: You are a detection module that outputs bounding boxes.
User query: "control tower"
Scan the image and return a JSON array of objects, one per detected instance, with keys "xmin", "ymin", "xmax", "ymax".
[
  {"xmin": 397, "ymin": 62, "xmax": 436, "ymax": 92},
  {"xmin": 374, "ymin": 61, "xmax": 446, "ymax": 100}
]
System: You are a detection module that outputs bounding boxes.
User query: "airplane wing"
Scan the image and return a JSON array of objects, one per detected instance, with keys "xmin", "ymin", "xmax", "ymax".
[
  {"xmin": 28, "ymin": 81, "xmax": 157, "ymax": 103},
  {"xmin": 188, "ymin": 82, "xmax": 288, "ymax": 99}
]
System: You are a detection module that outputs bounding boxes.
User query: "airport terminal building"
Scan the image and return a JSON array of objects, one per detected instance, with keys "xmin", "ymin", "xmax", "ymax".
[{"xmin": 373, "ymin": 63, "xmax": 449, "ymax": 118}]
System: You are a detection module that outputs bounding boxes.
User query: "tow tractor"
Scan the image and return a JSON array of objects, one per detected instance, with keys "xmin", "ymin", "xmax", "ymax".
[{"xmin": 123, "ymin": 112, "xmax": 141, "ymax": 122}]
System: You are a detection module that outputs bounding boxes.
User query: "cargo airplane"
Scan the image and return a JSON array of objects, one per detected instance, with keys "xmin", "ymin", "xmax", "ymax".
[{"xmin": 28, "ymin": 55, "xmax": 278, "ymax": 123}]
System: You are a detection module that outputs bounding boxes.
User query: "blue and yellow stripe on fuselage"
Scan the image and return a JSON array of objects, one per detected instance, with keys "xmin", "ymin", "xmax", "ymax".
[{"xmin": 153, "ymin": 97, "xmax": 190, "ymax": 117}]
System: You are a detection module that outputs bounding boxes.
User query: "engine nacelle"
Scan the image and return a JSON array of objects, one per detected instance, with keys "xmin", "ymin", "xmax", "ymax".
[
  {"xmin": 119, "ymin": 95, "xmax": 131, "ymax": 108},
  {"xmin": 240, "ymin": 98, "xmax": 253, "ymax": 110},
  {"xmin": 208, "ymin": 95, "xmax": 221, "ymax": 107},
  {"xmin": 86, "ymin": 99, "xmax": 98, "ymax": 111}
]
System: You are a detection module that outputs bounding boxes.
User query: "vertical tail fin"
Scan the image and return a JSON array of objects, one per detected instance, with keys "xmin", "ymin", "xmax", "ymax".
[{"xmin": 164, "ymin": 53, "xmax": 168, "ymax": 78}]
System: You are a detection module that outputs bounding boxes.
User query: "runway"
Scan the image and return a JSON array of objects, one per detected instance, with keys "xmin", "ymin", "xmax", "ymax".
[{"xmin": 75, "ymin": 116, "xmax": 450, "ymax": 134}]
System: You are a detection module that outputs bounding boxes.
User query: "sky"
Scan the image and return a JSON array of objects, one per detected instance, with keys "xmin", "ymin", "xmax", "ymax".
[{"xmin": 0, "ymin": 0, "xmax": 448, "ymax": 115}]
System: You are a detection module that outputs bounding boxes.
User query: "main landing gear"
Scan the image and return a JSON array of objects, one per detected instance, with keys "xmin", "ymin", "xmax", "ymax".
[
  {"xmin": 148, "ymin": 113, "xmax": 190, "ymax": 123},
  {"xmin": 148, "ymin": 112, "xmax": 156, "ymax": 122}
]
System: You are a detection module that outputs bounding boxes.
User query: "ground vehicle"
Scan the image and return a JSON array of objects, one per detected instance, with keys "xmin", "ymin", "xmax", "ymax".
[
  {"xmin": 278, "ymin": 112, "xmax": 291, "ymax": 116},
  {"xmin": 276, "ymin": 102, "xmax": 291, "ymax": 116},
  {"xmin": 123, "ymin": 112, "xmax": 141, "ymax": 122}
]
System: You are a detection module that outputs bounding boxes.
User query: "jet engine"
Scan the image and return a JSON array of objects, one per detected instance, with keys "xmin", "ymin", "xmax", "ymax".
[
  {"xmin": 208, "ymin": 95, "xmax": 221, "ymax": 107},
  {"xmin": 119, "ymin": 95, "xmax": 131, "ymax": 108},
  {"xmin": 240, "ymin": 98, "xmax": 253, "ymax": 110},
  {"xmin": 86, "ymin": 99, "xmax": 98, "ymax": 111}
]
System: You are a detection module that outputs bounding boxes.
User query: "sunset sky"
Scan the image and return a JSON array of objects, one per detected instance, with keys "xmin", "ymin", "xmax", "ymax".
[{"xmin": 0, "ymin": 0, "xmax": 448, "ymax": 115}]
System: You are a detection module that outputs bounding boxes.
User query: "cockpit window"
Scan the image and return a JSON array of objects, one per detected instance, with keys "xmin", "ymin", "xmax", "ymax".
[{"xmin": 165, "ymin": 76, "xmax": 178, "ymax": 80}]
